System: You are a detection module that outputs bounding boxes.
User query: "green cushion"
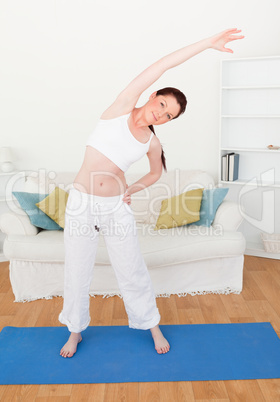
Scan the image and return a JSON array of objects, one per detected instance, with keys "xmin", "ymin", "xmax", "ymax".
[
  {"xmin": 36, "ymin": 187, "xmax": 69, "ymax": 229},
  {"xmin": 154, "ymin": 188, "xmax": 204, "ymax": 230}
]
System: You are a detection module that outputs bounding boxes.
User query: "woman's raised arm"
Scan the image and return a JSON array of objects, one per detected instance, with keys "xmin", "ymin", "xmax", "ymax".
[{"xmin": 102, "ymin": 28, "xmax": 244, "ymax": 118}]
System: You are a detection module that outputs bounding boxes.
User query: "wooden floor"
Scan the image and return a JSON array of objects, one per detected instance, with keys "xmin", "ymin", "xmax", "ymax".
[{"xmin": 0, "ymin": 255, "xmax": 280, "ymax": 401}]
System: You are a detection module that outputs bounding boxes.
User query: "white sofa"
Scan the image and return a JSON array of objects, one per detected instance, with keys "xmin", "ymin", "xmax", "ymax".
[{"xmin": 0, "ymin": 169, "xmax": 246, "ymax": 302}]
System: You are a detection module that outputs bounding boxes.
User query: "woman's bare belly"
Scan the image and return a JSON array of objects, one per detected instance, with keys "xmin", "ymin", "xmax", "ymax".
[{"xmin": 73, "ymin": 146, "xmax": 127, "ymax": 196}]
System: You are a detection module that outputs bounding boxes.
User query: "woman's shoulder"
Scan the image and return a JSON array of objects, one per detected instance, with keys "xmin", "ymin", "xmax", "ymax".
[{"xmin": 147, "ymin": 133, "xmax": 161, "ymax": 152}]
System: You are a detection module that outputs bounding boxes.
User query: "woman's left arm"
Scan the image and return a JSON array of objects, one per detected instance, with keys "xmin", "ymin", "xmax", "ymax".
[{"xmin": 122, "ymin": 137, "xmax": 162, "ymax": 203}]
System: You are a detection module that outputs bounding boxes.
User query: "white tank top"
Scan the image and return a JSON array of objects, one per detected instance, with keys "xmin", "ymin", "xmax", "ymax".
[{"xmin": 86, "ymin": 113, "xmax": 154, "ymax": 172}]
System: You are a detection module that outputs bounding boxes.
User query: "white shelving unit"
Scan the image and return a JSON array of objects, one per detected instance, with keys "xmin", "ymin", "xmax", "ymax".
[
  {"xmin": 219, "ymin": 56, "xmax": 280, "ymax": 259},
  {"xmin": 0, "ymin": 171, "xmax": 26, "ymax": 262}
]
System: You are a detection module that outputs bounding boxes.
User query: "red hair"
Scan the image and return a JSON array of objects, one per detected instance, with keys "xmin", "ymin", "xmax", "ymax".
[{"xmin": 149, "ymin": 87, "xmax": 187, "ymax": 172}]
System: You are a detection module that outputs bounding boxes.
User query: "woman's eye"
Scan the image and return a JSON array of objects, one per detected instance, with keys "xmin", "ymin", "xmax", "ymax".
[
  {"xmin": 160, "ymin": 102, "xmax": 164, "ymax": 107},
  {"xmin": 167, "ymin": 114, "xmax": 171, "ymax": 119}
]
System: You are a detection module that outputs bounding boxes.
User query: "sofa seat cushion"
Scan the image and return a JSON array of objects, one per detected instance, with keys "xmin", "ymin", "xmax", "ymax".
[
  {"xmin": 139, "ymin": 227, "xmax": 245, "ymax": 267},
  {"xmin": 4, "ymin": 225, "xmax": 246, "ymax": 266},
  {"xmin": 4, "ymin": 230, "xmax": 65, "ymax": 262}
]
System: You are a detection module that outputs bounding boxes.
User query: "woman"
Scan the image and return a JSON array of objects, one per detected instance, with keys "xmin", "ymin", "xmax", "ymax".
[{"xmin": 59, "ymin": 28, "xmax": 244, "ymax": 358}]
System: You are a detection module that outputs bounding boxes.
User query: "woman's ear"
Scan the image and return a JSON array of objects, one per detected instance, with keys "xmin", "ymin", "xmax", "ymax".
[{"xmin": 149, "ymin": 91, "xmax": 157, "ymax": 100}]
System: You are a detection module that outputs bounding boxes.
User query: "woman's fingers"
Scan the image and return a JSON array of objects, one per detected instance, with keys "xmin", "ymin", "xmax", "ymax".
[
  {"xmin": 225, "ymin": 28, "xmax": 241, "ymax": 34},
  {"xmin": 209, "ymin": 28, "xmax": 244, "ymax": 53},
  {"xmin": 228, "ymin": 35, "xmax": 245, "ymax": 41},
  {"xmin": 122, "ymin": 191, "xmax": 131, "ymax": 204},
  {"xmin": 223, "ymin": 47, "xmax": 234, "ymax": 53}
]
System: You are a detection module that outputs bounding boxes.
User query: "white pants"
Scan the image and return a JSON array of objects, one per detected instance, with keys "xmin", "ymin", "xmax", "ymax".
[{"xmin": 58, "ymin": 187, "xmax": 161, "ymax": 333}]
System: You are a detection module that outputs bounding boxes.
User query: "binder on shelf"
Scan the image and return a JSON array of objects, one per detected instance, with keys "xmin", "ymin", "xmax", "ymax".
[
  {"xmin": 226, "ymin": 152, "xmax": 234, "ymax": 181},
  {"xmin": 221, "ymin": 155, "xmax": 227, "ymax": 181},
  {"xmin": 229, "ymin": 153, "xmax": 239, "ymax": 181},
  {"xmin": 221, "ymin": 152, "xmax": 239, "ymax": 181}
]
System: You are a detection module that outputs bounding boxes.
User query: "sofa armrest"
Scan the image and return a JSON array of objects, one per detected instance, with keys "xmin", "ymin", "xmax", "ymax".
[
  {"xmin": 212, "ymin": 200, "xmax": 244, "ymax": 231},
  {"xmin": 0, "ymin": 211, "xmax": 39, "ymax": 236}
]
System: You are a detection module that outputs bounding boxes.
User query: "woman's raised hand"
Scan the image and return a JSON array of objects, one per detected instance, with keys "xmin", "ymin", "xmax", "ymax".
[{"xmin": 208, "ymin": 28, "xmax": 244, "ymax": 53}]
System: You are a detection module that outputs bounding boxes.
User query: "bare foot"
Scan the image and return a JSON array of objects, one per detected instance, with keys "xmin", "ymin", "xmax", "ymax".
[
  {"xmin": 60, "ymin": 332, "xmax": 82, "ymax": 358},
  {"xmin": 150, "ymin": 325, "xmax": 170, "ymax": 354}
]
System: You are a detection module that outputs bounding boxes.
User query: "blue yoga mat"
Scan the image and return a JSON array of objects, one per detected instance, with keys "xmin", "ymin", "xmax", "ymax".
[{"xmin": 0, "ymin": 323, "xmax": 280, "ymax": 384}]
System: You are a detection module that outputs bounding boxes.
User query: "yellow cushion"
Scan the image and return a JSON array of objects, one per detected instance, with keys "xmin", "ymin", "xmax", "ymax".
[
  {"xmin": 154, "ymin": 188, "xmax": 204, "ymax": 230},
  {"xmin": 36, "ymin": 187, "xmax": 69, "ymax": 229}
]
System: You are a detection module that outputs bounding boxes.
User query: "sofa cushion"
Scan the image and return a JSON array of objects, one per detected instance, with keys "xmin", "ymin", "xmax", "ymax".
[
  {"xmin": 188, "ymin": 188, "xmax": 229, "ymax": 227},
  {"xmin": 12, "ymin": 192, "xmax": 63, "ymax": 231},
  {"xmin": 4, "ymin": 225, "xmax": 246, "ymax": 266},
  {"xmin": 154, "ymin": 188, "xmax": 203, "ymax": 230},
  {"xmin": 36, "ymin": 187, "xmax": 69, "ymax": 229}
]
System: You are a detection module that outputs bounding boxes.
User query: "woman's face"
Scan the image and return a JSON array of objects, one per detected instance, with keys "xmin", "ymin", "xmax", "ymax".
[{"xmin": 146, "ymin": 93, "xmax": 181, "ymax": 125}]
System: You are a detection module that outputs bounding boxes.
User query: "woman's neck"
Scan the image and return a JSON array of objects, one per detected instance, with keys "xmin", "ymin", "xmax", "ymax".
[{"xmin": 130, "ymin": 107, "xmax": 149, "ymax": 129}]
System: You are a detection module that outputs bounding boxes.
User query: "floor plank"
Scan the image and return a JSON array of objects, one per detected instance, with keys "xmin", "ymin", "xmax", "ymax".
[
  {"xmin": 224, "ymin": 380, "xmax": 266, "ymax": 402},
  {"xmin": 192, "ymin": 380, "xmax": 229, "ymax": 400},
  {"xmin": 239, "ymin": 268, "xmax": 266, "ymax": 301},
  {"xmin": 158, "ymin": 381, "xmax": 195, "ymax": 402},
  {"xmin": 70, "ymin": 384, "xmax": 106, "ymax": 402},
  {"xmin": 198, "ymin": 294, "xmax": 231, "ymax": 324},
  {"xmin": 257, "ymin": 378, "xmax": 280, "ymax": 402}
]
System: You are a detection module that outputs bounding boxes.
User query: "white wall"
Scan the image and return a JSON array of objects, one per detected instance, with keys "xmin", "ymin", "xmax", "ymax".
[{"xmin": 1, "ymin": 0, "xmax": 280, "ymax": 181}]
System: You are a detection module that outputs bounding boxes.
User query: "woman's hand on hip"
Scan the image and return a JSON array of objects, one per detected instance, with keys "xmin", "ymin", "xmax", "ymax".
[{"xmin": 122, "ymin": 184, "xmax": 131, "ymax": 205}]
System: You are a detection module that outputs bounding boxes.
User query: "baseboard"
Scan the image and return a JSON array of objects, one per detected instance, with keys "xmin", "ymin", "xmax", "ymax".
[{"xmin": 245, "ymin": 242, "xmax": 280, "ymax": 260}]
